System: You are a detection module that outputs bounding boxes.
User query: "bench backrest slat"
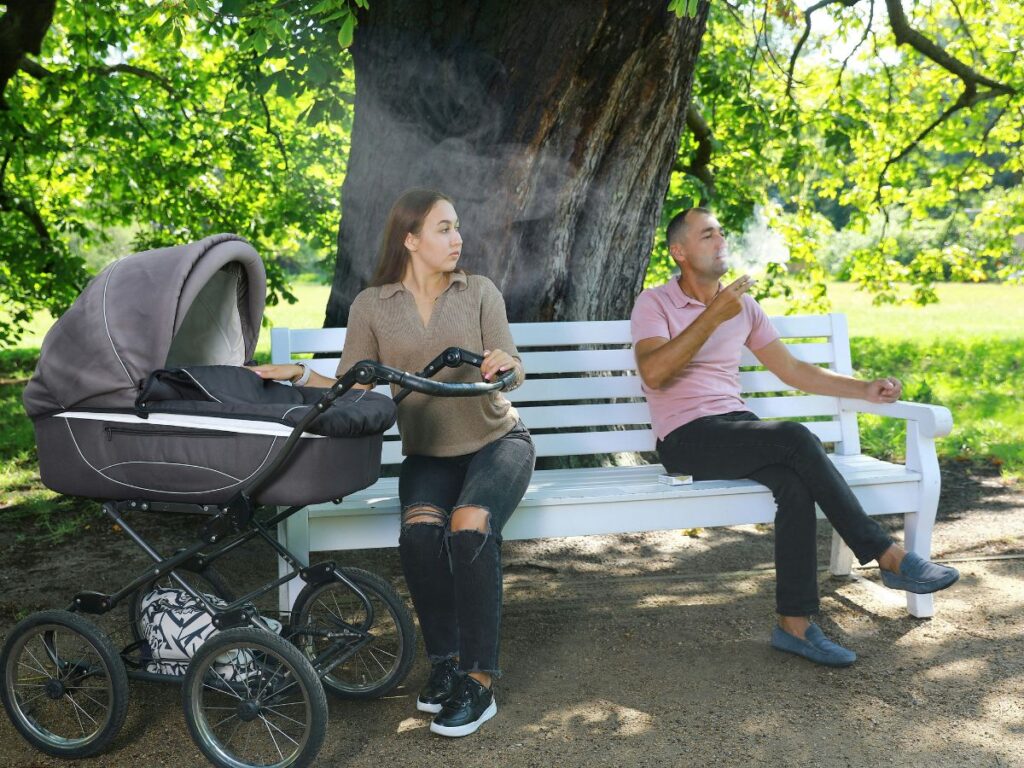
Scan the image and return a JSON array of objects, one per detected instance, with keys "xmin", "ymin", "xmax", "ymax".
[{"xmin": 271, "ymin": 314, "xmax": 858, "ymax": 465}]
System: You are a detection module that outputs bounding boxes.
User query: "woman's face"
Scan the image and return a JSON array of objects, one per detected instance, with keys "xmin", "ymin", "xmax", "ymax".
[{"xmin": 405, "ymin": 200, "xmax": 462, "ymax": 273}]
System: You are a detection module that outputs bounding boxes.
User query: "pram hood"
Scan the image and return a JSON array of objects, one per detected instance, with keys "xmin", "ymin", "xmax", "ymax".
[{"xmin": 24, "ymin": 234, "xmax": 265, "ymax": 419}]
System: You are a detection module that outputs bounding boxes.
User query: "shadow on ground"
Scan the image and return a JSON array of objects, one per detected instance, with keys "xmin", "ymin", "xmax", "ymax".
[{"xmin": 0, "ymin": 461, "xmax": 1021, "ymax": 767}]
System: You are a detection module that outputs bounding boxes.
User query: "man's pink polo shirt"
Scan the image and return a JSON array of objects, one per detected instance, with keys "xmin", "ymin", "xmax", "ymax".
[{"xmin": 630, "ymin": 280, "xmax": 780, "ymax": 440}]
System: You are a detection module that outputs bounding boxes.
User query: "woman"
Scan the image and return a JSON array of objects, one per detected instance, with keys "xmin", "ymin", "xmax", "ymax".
[{"xmin": 253, "ymin": 189, "xmax": 535, "ymax": 737}]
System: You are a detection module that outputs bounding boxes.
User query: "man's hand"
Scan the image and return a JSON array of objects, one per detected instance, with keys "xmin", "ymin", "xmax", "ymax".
[
  {"xmin": 708, "ymin": 274, "xmax": 755, "ymax": 322},
  {"xmin": 864, "ymin": 377, "xmax": 902, "ymax": 403}
]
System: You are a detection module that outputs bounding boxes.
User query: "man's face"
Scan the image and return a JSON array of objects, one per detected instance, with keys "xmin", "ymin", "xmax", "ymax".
[{"xmin": 670, "ymin": 211, "xmax": 728, "ymax": 280}]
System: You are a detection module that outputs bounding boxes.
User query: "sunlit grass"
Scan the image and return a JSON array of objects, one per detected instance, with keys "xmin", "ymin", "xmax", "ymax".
[{"xmin": 761, "ymin": 281, "xmax": 1024, "ymax": 340}]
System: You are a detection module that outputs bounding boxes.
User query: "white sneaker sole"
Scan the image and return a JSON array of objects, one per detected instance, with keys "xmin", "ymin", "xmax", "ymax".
[
  {"xmin": 429, "ymin": 699, "xmax": 497, "ymax": 737},
  {"xmin": 416, "ymin": 698, "xmax": 443, "ymax": 714}
]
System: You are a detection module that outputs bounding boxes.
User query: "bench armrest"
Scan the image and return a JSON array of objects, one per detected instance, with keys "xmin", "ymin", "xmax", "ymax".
[{"xmin": 838, "ymin": 398, "xmax": 953, "ymax": 439}]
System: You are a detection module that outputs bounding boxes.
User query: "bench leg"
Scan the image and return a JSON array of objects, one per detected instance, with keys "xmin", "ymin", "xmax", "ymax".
[
  {"xmin": 829, "ymin": 528, "xmax": 854, "ymax": 576},
  {"xmin": 902, "ymin": 422, "xmax": 941, "ymax": 619},
  {"xmin": 277, "ymin": 506, "xmax": 311, "ymax": 615},
  {"xmin": 902, "ymin": 503, "xmax": 937, "ymax": 618}
]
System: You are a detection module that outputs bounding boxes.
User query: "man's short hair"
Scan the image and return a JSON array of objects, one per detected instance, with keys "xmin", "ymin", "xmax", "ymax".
[{"xmin": 666, "ymin": 206, "xmax": 712, "ymax": 247}]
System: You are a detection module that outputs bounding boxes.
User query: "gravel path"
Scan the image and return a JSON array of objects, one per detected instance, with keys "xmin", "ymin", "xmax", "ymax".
[{"xmin": 1, "ymin": 462, "xmax": 1021, "ymax": 767}]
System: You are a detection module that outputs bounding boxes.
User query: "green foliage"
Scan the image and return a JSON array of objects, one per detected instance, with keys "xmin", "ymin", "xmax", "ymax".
[
  {"xmin": 0, "ymin": 1, "xmax": 361, "ymax": 347},
  {"xmin": 657, "ymin": 0, "xmax": 1023, "ymax": 304},
  {"xmin": 852, "ymin": 337, "xmax": 1024, "ymax": 478}
]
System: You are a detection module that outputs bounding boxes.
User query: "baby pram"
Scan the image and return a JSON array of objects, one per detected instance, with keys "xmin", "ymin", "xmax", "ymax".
[{"xmin": 2, "ymin": 234, "xmax": 515, "ymax": 768}]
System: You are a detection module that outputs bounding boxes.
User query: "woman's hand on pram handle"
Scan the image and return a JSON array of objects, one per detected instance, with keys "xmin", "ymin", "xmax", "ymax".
[
  {"xmin": 481, "ymin": 348, "xmax": 518, "ymax": 383},
  {"xmin": 338, "ymin": 349, "xmax": 518, "ymax": 406}
]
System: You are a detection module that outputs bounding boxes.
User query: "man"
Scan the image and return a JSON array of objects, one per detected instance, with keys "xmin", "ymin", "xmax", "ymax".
[{"xmin": 630, "ymin": 207, "xmax": 959, "ymax": 666}]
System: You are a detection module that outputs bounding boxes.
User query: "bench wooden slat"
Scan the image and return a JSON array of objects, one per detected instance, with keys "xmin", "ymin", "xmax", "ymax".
[
  {"xmin": 507, "ymin": 315, "xmax": 840, "ymax": 347},
  {"xmin": 310, "ymin": 455, "xmax": 921, "ymax": 519},
  {"xmin": 497, "ymin": 395, "xmax": 840, "ymax": 430},
  {"xmin": 377, "ymin": 419, "xmax": 844, "ymax": 464}
]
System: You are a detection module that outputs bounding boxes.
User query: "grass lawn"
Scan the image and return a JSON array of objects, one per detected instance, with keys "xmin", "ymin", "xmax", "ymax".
[{"xmin": 760, "ymin": 281, "xmax": 1024, "ymax": 340}]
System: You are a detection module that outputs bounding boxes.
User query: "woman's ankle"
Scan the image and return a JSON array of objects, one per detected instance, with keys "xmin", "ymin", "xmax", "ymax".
[{"xmin": 468, "ymin": 671, "xmax": 492, "ymax": 689}]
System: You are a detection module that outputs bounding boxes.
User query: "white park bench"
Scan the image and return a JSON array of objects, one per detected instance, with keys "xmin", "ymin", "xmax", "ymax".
[{"xmin": 271, "ymin": 314, "xmax": 952, "ymax": 618}]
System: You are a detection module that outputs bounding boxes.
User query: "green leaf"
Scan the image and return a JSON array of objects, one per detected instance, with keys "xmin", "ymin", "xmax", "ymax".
[{"xmin": 337, "ymin": 13, "xmax": 355, "ymax": 49}]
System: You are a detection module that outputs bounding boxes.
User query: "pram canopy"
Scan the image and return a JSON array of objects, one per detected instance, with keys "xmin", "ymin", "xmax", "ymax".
[
  {"xmin": 23, "ymin": 234, "xmax": 395, "ymax": 506},
  {"xmin": 24, "ymin": 234, "xmax": 265, "ymax": 417}
]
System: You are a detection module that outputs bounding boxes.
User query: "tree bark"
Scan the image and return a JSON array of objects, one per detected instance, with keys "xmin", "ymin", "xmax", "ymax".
[
  {"xmin": 0, "ymin": 0, "xmax": 56, "ymax": 108},
  {"xmin": 326, "ymin": 0, "xmax": 708, "ymax": 326}
]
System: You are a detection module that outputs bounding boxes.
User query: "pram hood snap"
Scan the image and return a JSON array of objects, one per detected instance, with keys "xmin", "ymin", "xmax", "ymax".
[{"xmin": 23, "ymin": 233, "xmax": 265, "ymax": 419}]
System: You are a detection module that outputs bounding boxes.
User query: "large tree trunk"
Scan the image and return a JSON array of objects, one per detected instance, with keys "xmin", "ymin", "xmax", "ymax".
[{"xmin": 326, "ymin": 0, "xmax": 708, "ymax": 326}]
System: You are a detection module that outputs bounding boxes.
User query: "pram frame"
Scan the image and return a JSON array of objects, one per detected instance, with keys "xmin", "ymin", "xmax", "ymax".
[{"xmin": 3, "ymin": 350, "xmax": 516, "ymax": 768}]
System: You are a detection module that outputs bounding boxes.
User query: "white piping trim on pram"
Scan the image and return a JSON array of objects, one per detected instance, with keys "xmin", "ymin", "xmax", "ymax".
[
  {"xmin": 179, "ymin": 368, "xmax": 222, "ymax": 403},
  {"xmin": 60, "ymin": 417, "xmax": 280, "ymax": 495},
  {"xmin": 97, "ymin": 460, "xmax": 241, "ymax": 482},
  {"xmin": 102, "ymin": 260, "xmax": 135, "ymax": 388},
  {"xmin": 55, "ymin": 411, "xmax": 327, "ymax": 438}
]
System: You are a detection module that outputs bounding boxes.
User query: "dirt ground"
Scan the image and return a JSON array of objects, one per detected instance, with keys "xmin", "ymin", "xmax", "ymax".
[{"xmin": 1, "ymin": 460, "xmax": 1022, "ymax": 768}]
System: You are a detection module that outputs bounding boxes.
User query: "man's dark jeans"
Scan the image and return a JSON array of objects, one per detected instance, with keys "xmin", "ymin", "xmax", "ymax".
[
  {"xmin": 656, "ymin": 411, "xmax": 893, "ymax": 616},
  {"xmin": 398, "ymin": 421, "xmax": 535, "ymax": 675}
]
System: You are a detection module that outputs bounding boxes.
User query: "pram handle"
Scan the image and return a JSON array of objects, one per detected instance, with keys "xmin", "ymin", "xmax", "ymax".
[
  {"xmin": 391, "ymin": 346, "xmax": 518, "ymax": 403},
  {"xmin": 242, "ymin": 351, "xmax": 515, "ymax": 502}
]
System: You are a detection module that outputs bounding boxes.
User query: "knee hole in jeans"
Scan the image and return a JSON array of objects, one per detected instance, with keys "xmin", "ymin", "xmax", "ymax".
[
  {"xmin": 450, "ymin": 504, "xmax": 491, "ymax": 534},
  {"xmin": 401, "ymin": 504, "xmax": 447, "ymax": 527}
]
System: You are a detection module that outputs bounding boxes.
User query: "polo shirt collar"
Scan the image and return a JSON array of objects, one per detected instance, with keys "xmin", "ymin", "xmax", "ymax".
[
  {"xmin": 669, "ymin": 278, "xmax": 714, "ymax": 309},
  {"xmin": 379, "ymin": 270, "xmax": 468, "ymax": 299}
]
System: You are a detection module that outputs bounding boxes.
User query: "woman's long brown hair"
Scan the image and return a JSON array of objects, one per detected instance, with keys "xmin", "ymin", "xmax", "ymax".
[{"xmin": 369, "ymin": 189, "xmax": 454, "ymax": 287}]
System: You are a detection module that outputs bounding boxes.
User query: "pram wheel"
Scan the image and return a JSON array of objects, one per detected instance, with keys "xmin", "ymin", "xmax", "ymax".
[
  {"xmin": 182, "ymin": 626, "xmax": 327, "ymax": 768},
  {"xmin": 0, "ymin": 609, "xmax": 129, "ymax": 758},
  {"xmin": 291, "ymin": 567, "xmax": 415, "ymax": 699},
  {"xmin": 127, "ymin": 562, "xmax": 235, "ymax": 644}
]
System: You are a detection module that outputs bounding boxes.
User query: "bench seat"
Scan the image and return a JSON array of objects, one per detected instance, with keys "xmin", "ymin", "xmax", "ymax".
[{"xmin": 303, "ymin": 455, "xmax": 921, "ymax": 551}]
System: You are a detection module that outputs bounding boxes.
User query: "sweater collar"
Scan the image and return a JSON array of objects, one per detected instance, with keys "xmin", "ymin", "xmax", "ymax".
[{"xmin": 379, "ymin": 270, "xmax": 468, "ymax": 299}]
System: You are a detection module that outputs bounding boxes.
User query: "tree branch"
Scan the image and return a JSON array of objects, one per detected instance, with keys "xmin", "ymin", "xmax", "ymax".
[
  {"xmin": 0, "ymin": 185, "xmax": 52, "ymax": 243},
  {"xmin": 91, "ymin": 63, "xmax": 177, "ymax": 95},
  {"xmin": 786, "ymin": 0, "xmax": 863, "ymax": 99},
  {"xmin": 875, "ymin": 0, "xmax": 1017, "ymax": 199},
  {"xmin": 674, "ymin": 103, "xmax": 715, "ymax": 203},
  {"xmin": 834, "ymin": 0, "xmax": 874, "ymax": 92},
  {"xmin": 258, "ymin": 92, "xmax": 289, "ymax": 171},
  {"xmin": 884, "ymin": 0, "xmax": 1015, "ymax": 97},
  {"xmin": 18, "ymin": 56, "xmax": 179, "ymax": 97},
  {"xmin": 17, "ymin": 55, "xmax": 52, "ymax": 79}
]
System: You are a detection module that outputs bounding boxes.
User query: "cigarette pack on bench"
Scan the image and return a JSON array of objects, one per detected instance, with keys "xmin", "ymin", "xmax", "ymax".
[{"xmin": 658, "ymin": 473, "xmax": 693, "ymax": 486}]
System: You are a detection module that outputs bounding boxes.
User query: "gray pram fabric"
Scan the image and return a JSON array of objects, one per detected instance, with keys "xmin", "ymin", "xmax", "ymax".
[
  {"xmin": 24, "ymin": 234, "xmax": 265, "ymax": 418},
  {"xmin": 24, "ymin": 234, "xmax": 395, "ymax": 507}
]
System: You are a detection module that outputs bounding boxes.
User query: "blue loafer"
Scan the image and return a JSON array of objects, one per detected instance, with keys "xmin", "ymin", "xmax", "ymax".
[
  {"xmin": 880, "ymin": 551, "xmax": 960, "ymax": 594},
  {"xmin": 771, "ymin": 623, "xmax": 856, "ymax": 667}
]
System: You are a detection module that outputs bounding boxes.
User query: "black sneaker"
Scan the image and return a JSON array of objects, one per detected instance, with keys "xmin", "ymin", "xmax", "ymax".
[
  {"xmin": 416, "ymin": 658, "xmax": 460, "ymax": 714},
  {"xmin": 429, "ymin": 675, "xmax": 497, "ymax": 737}
]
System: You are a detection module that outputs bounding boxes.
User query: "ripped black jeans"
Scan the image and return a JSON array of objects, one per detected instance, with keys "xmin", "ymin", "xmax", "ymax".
[{"xmin": 398, "ymin": 420, "xmax": 535, "ymax": 676}]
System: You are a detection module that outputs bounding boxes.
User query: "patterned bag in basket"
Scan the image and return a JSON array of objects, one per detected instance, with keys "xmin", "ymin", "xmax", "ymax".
[{"xmin": 140, "ymin": 587, "xmax": 281, "ymax": 678}]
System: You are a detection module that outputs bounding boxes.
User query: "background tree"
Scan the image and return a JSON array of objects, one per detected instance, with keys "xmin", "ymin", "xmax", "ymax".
[
  {"xmin": 657, "ymin": 0, "xmax": 1021, "ymax": 307},
  {"xmin": 325, "ymin": 0, "xmax": 707, "ymax": 324},
  {"xmin": 1, "ymin": 0, "xmax": 1020, "ymax": 344},
  {"xmin": 0, "ymin": 0, "xmax": 356, "ymax": 345}
]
